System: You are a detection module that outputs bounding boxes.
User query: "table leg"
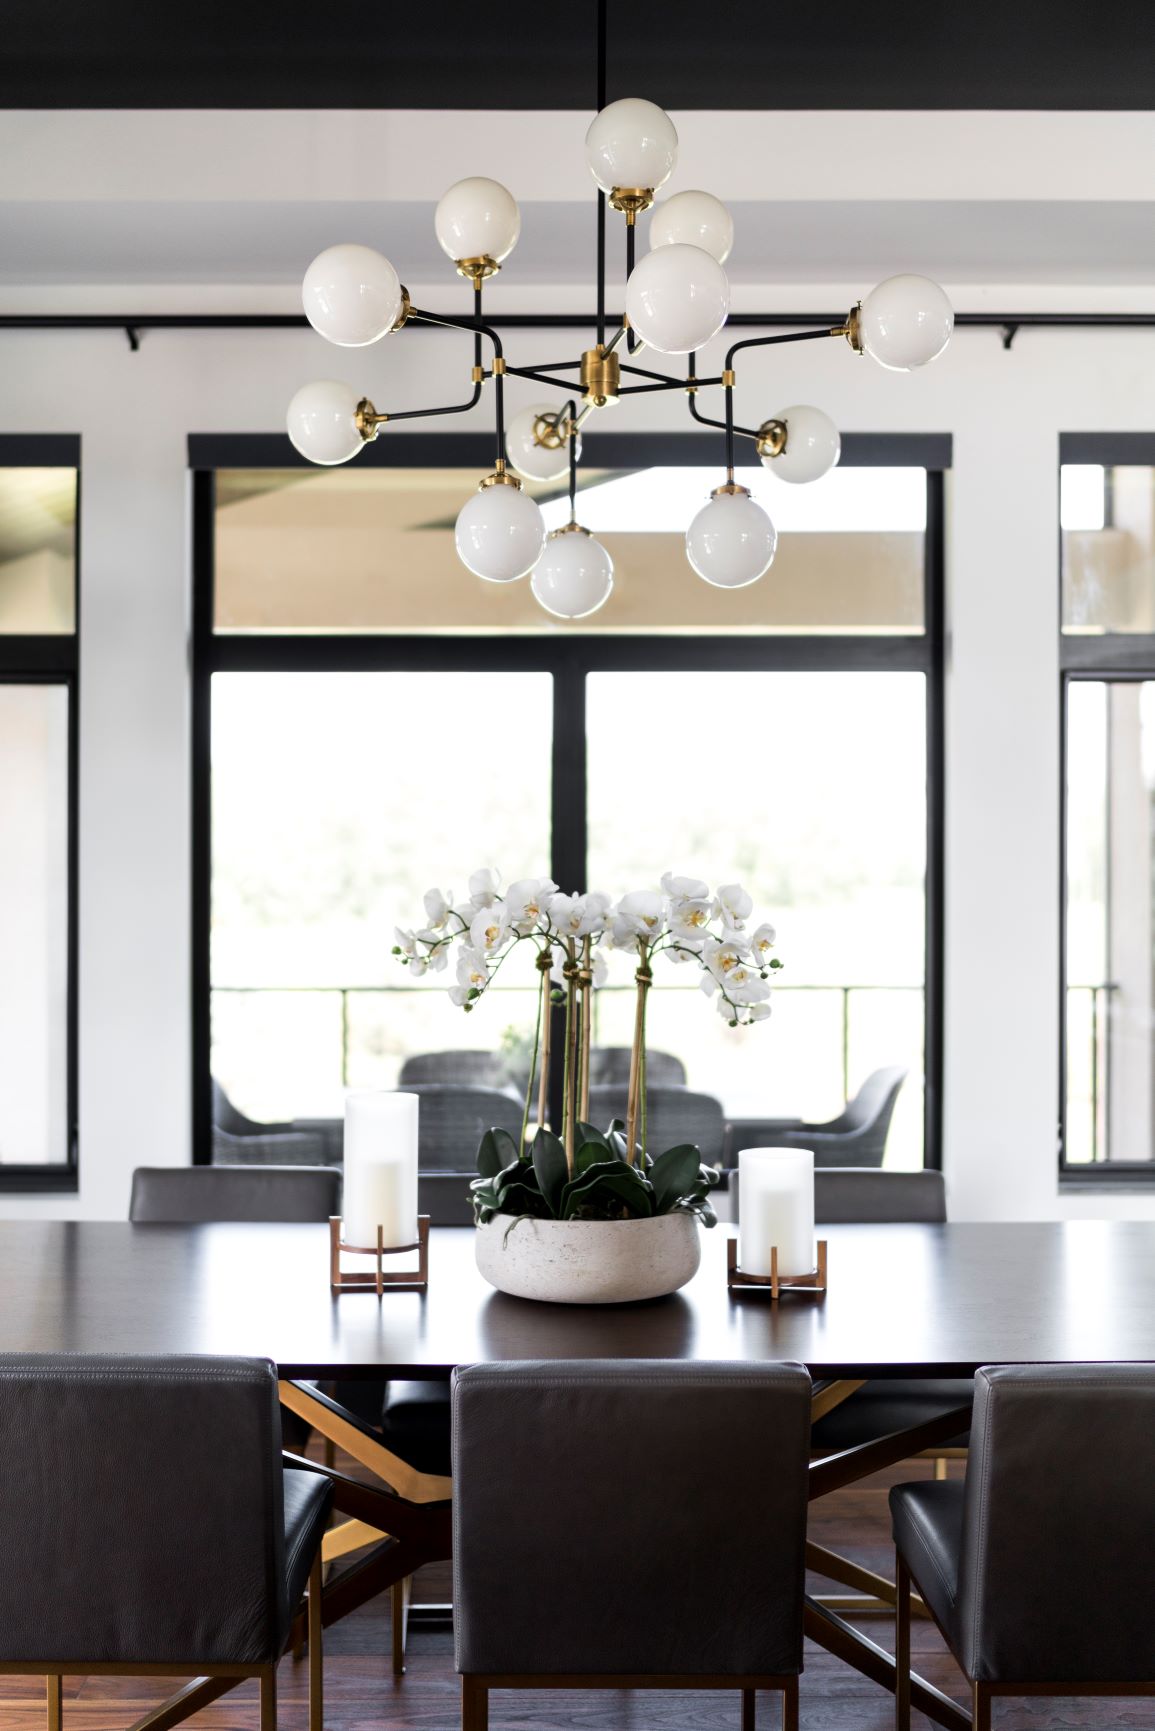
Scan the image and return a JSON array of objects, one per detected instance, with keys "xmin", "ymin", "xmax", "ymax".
[
  {"xmin": 805, "ymin": 1596, "xmax": 967, "ymax": 1731},
  {"xmin": 124, "ymin": 1677, "xmax": 236, "ymax": 1731}
]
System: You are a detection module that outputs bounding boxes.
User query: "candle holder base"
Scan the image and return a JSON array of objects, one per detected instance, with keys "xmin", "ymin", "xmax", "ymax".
[
  {"xmin": 329, "ymin": 1216, "xmax": 430, "ymax": 1295},
  {"xmin": 727, "ymin": 1237, "xmax": 827, "ymax": 1299}
]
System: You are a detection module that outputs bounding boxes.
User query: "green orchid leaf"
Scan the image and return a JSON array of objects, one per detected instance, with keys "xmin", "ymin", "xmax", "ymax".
[
  {"xmin": 476, "ymin": 1125, "xmax": 519, "ymax": 1179},
  {"xmin": 559, "ymin": 1159, "xmax": 654, "ymax": 1221},
  {"xmin": 499, "ymin": 1178, "xmax": 554, "ymax": 1219},
  {"xmin": 649, "ymin": 1143, "xmax": 704, "ymax": 1212},
  {"xmin": 575, "ymin": 1122, "xmax": 610, "ymax": 1152},
  {"xmin": 531, "ymin": 1127, "xmax": 569, "ymax": 1215}
]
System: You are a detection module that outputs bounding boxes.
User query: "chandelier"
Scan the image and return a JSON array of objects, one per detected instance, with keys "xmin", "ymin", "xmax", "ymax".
[{"xmin": 286, "ymin": 60, "xmax": 953, "ymax": 617}]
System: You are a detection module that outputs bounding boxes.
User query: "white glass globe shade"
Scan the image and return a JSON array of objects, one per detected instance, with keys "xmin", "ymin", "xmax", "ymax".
[
  {"xmin": 762, "ymin": 405, "xmax": 841, "ymax": 484},
  {"xmin": 625, "ymin": 243, "xmax": 730, "ymax": 355},
  {"xmin": 286, "ymin": 380, "xmax": 365, "ymax": 466},
  {"xmin": 584, "ymin": 97, "xmax": 678, "ymax": 195},
  {"xmin": 859, "ymin": 274, "xmax": 954, "ymax": 371},
  {"xmin": 531, "ymin": 529, "xmax": 614, "ymax": 619},
  {"xmin": 685, "ymin": 490, "xmax": 777, "ymax": 588},
  {"xmin": 505, "ymin": 404, "xmax": 581, "ymax": 483},
  {"xmin": 302, "ymin": 244, "xmax": 403, "ymax": 348},
  {"xmin": 455, "ymin": 483, "xmax": 546, "ymax": 583},
  {"xmin": 434, "ymin": 177, "xmax": 521, "ymax": 266},
  {"xmin": 649, "ymin": 190, "xmax": 733, "ymax": 264}
]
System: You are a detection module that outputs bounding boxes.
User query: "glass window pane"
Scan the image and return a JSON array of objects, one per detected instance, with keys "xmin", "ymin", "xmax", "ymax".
[
  {"xmin": 1065, "ymin": 678, "xmax": 1155, "ymax": 1164},
  {"xmin": 0, "ymin": 684, "xmax": 70, "ymax": 1164},
  {"xmin": 210, "ymin": 670, "xmax": 552, "ymax": 1121},
  {"xmin": 214, "ymin": 465, "xmax": 925, "ymax": 636},
  {"xmin": 0, "ymin": 469, "xmax": 77, "ymax": 634},
  {"xmin": 1062, "ymin": 464, "xmax": 1155, "ymax": 633},
  {"xmin": 586, "ymin": 670, "xmax": 927, "ymax": 1167}
]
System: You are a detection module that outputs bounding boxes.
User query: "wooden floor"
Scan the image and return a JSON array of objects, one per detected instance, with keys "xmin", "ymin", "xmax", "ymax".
[{"xmin": 0, "ymin": 1461, "xmax": 1136, "ymax": 1731}]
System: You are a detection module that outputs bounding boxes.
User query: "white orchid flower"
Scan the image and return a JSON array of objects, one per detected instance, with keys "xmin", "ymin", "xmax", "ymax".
[
  {"xmin": 750, "ymin": 921, "xmax": 777, "ymax": 963},
  {"xmin": 425, "ymin": 945, "xmax": 448, "ymax": 973},
  {"xmin": 422, "ymin": 887, "xmax": 455, "ymax": 932},
  {"xmin": 592, "ymin": 949, "xmax": 608, "ymax": 988},
  {"xmin": 448, "ymin": 984, "xmax": 471, "ymax": 1007},
  {"xmin": 505, "ymin": 877, "xmax": 558, "ymax": 935},
  {"xmin": 747, "ymin": 1001, "xmax": 772, "ymax": 1022},
  {"xmin": 408, "ymin": 955, "xmax": 428, "ymax": 978},
  {"xmin": 667, "ymin": 896, "xmax": 713, "ymax": 942},
  {"xmin": 549, "ymin": 889, "xmax": 610, "ymax": 939},
  {"xmin": 703, "ymin": 935, "xmax": 753, "ymax": 984},
  {"xmin": 664, "ymin": 939, "xmax": 704, "ymax": 966},
  {"xmin": 661, "ymin": 872, "xmax": 710, "ymax": 902},
  {"xmin": 723, "ymin": 965, "xmax": 771, "ymax": 1006},
  {"xmin": 611, "ymin": 890, "xmax": 666, "ymax": 947},
  {"xmin": 394, "ymin": 926, "xmax": 419, "ymax": 958},
  {"xmin": 713, "ymin": 882, "xmax": 753, "ymax": 931},
  {"xmin": 469, "ymin": 904, "xmax": 509, "ymax": 954},
  {"xmin": 698, "ymin": 970, "xmax": 718, "ymax": 997},
  {"xmin": 468, "ymin": 867, "xmax": 502, "ymax": 907},
  {"xmin": 456, "ymin": 946, "xmax": 489, "ymax": 990}
]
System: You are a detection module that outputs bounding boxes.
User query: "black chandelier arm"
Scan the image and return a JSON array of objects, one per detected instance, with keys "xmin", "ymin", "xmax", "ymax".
[
  {"xmin": 515, "ymin": 359, "xmax": 585, "ymax": 375},
  {"xmin": 375, "ymin": 388, "xmax": 483, "ymax": 424},
  {"xmin": 624, "ymin": 224, "xmax": 638, "ymax": 353},
  {"xmin": 685, "ymin": 397, "xmax": 762, "ymax": 440},
  {"xmin": 618, "ymin": 359, "xmax": 680, "ymax": 383},
  {"xmin": 561, "ymin": 397, "xmax": 579, "ymax": 524},
  {"xmin": 617, "ymin": 378, "xmax": 694, "ymax": 396},
  {"xmin": 506, "ymin": 365, "xmax": 585, "ymax": 393},
  {"xmin": 723, "ymin": 324, "xmax": 843, "ymax": 371},
  {"xmin": 410, "ymin": 304, "xmax": 507, "ymax": 461}
]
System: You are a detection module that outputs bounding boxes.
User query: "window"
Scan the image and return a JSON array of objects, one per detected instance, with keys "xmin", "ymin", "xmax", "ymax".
[
  {"xmin": 0, "ymin": 438, "xmax": 79, "ymax": 1190},
  {"xmin": 1061, "ymin": 438, "xmax": 1155, "ymax": 1178},
  {"xmin": 193, "ymin": 429, "xmax": 945, "ymax": 1170}
]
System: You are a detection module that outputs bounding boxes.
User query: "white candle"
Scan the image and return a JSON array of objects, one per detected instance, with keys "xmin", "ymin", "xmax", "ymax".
[
  {"xmin": 738, "ymin": 1148, "xmax": 815, "ymax": 1278},
  {"xmin": 342, "ymin": 1090, "xmax": 419, "ymax": 1248}
]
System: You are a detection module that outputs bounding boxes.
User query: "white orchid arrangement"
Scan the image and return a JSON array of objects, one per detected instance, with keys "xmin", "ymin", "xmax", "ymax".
[{"xmin": 394, "ymin": 869, "xmax": 781, "ymax": 1225}]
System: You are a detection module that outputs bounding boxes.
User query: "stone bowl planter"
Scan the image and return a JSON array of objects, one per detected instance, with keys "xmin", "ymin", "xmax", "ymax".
[{"xmin": 474, "ymin": 1210, "xmax": 701, "ymax": 1305}]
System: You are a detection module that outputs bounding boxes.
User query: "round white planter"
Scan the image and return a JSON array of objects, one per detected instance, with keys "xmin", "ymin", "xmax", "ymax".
[{"xmin": 474, "ymin": 1210, "xmax": 701, "ymax": 1305}]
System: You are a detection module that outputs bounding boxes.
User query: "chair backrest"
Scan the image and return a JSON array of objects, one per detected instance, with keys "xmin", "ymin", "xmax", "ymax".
[
  {"xmin": 130, "ymin": 1164, "xmax": 341, "ymax": 1222},
  {"xmin": 452, "ymin": 1359, "xmax": 811, "ymax": 1677},
  {"xmin": 815, "ymin": 1168, "xmax": 946, "ymax": 1224},
  {"xmin": 957, "ymin": 1364, "xmax": 1155, "ymax": 1683},
  {"xmin": 408, "ymin": 1083, "xmax": 525, "ymax": 1172},
  {"xmin": 399, "ymin": 1050, "xmax": 515, "ymax": 1090},
  {"xmin": 586, "ymin": 1083, "xmax": 726, "ymax": 1164},
  {"xmin": 212, "ymin": 1078, "xmax": 290, "ymax": 1137},
  {"xmin": 829, "ymin": 1065, "xmax": 908, "ymax": 1136},
  {"xmin": 0, "ymin": 1354, "xmax": 288, "ymax": 1665},
  {"xmin": 587, "ymin": 1047, "xmax": 688, "ymax": 1087}
]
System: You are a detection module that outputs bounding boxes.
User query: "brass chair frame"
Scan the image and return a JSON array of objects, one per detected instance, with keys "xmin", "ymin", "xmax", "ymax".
[{"xmin": 461, "ymin": 1670, "xmax": 800, "ymax": 1731}]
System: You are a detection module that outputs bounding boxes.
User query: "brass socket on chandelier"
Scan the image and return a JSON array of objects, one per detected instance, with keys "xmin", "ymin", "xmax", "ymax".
[
  {"xmin": 580, "ymin": 345, "xmax": 621, "ymax": 408},
  {"xmin": 608, "ymin": 187, "xmax": 654, "ymax": 222},
  {"xmin": 756, "ymin": 419, "xmax": 788, "ymax": 461},
  {"xmin": 832, "ymin": 302, "xmax": 863, "ymax": 353},
  {"xmin": 392, "ymin": 288, "xmax": 413, "ymax": 332},
  {"xmin": 355, "ymin": 398, "xmax": 388, "ymax": 442},
  {"xmin": 711, "ymin": 480, "xmax": 751, "ymax": 499},
  {"xmin": 532, "ymin": 412, "xmax": 570, "ymax": 451},
  {"xmin": 478, "ymin": 459, "xmax": 522, "ymax": 490},
  {"xmin": 555, "ymin": 520, "xmax": 590, "ymax": 535},
  {"xmin": 455, "ymin": 255, "xmax": 501, "ymax": 285}
]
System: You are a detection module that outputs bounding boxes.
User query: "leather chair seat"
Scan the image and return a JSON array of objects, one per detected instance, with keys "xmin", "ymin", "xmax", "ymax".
[
  {"xmin": 283, "ymin": 1467, "xmax": 334, "ymax": 1620},
  {"xmin": 810, "ymin": 1379, "xmax": 972, "ymax": 1452},
  {"xmin": 889, "ymin": 1480, "xmax": 964, "ymax": 1643},
  {"xmin": 380, "ymin": 1380, "xmax": 452, "ymax": 1476},
  {"xmin": 315, "ymin": 1378, "xmax": 452, "ymax": 1477}
]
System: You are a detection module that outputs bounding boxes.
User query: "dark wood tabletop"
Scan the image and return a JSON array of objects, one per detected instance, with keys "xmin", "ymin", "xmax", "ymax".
[{"xmin": 2, "ymin": 1219, "xmax": 1152, "ymax": 1378}]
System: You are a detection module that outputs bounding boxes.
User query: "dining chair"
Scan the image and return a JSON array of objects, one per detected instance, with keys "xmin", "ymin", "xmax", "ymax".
[
  {"xmin": 452, "ymin": 1359, "xmax": 812, "ymax": 1731},
  {"xmin": 0, "ymin": 1353, "xmax": 331, "ymax": 1731},
  {"xmin": 725, "ymin": 1065, "xmax": 908, "ymax": 1168},
  {"xmin": 586, "ymin": 1082, "xmax": 727, "ymax": 1164},
  {"xmin": 130, "ymin": 1163, "xmax": 341, "ymax": 1223},
  {"xmin": 891, "ymin": 1363, "xmax": 1155, "ymax": 1730}
]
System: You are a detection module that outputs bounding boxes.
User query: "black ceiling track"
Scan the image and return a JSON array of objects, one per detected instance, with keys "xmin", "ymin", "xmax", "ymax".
[{"xmin": 2, "ymin": 312, "xmax": 1155, "ymax": 356}]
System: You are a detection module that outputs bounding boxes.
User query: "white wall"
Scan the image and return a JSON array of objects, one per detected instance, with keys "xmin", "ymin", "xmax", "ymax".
[{"xmin": 4, "ymin": 256, "xmax": 1155, "ymax": 1221}]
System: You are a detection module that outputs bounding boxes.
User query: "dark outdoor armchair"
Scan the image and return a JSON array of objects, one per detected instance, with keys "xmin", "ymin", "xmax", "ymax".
[
  {"xmin": 212, "ymin": 1080, "xmax": 343, "ymax": 1167},
  {"xmin": 723, "ymin": 1064, "xmax": 908, "ymax": 1168}
]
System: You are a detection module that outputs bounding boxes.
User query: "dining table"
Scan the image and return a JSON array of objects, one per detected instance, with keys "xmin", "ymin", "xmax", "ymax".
[{"xmin": 5, "ymin": 1215, "xmax": 1155, "ymax": 1731}]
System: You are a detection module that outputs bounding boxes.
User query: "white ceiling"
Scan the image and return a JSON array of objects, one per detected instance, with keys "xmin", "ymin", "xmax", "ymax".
[{"xmin": 3, "ymin": 198, "xmax": 1155, "ymax": 288}]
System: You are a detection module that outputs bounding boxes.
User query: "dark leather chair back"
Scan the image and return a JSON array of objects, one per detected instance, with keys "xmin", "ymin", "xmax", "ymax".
[
  {"xmin": 586, "ymin": 1084, "xmax": 726, "ymax": 1164},
  {"xmin": 0, "ymin": 1354, "xmax": 289, "ymax": 1665},
  {"xmin": 400, "ymin": 1051, "xmax": 514, "ymax": 1089},
  {"xmin": 588, "ymin": 1047, "xmax": 687, "ymax": 1087},
  {"xmin": 452, "ymin": 1360, "xmax": 811, "ymax": 1676},
  {"xmin": 130, "ymin": 1164, "xmax": 340, "ymax": 1223},
  {"xmin": 815, "ymin": 1168, "xmax": 946, "ymax": 1223},
  {"xmin": 958, "ymin": 1364, "xmax": 1155, "ymax": 1682},
  {"xmin": 408, "ymin": 1083, "xmax": 523, "ymax": 1172}
]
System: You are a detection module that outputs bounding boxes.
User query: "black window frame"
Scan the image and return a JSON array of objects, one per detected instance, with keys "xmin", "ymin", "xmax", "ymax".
[
  {"xmin": 0, "ymin": 433, "xmax": 80, "ymax": 1195},
  {"xmin": 190, "ymin": 426, "xmax": 949, "ymax": 1170},
  {"xmin": 1059, "ymin": 432, "xmax": 1155, "ymax": 1185}
]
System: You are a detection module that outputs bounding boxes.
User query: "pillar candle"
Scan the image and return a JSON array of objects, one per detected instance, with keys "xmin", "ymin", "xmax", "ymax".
[
  {"xmin": 738, "ymin": 1148, "xmax": 815, "ymax": 1278},
  {"xmin": 342, "ymin": 1090, "xmax": 419, "ymax": 1248}
]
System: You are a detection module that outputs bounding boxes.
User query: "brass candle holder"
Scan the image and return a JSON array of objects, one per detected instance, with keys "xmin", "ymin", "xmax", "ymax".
[
  {"xmin": 329, "ymin": 1216, "xmax": 430, "ymax": 1295},
  {"xmin": 727, "ymin": 1237, "xmax": 828, "ymax": 1299}
]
